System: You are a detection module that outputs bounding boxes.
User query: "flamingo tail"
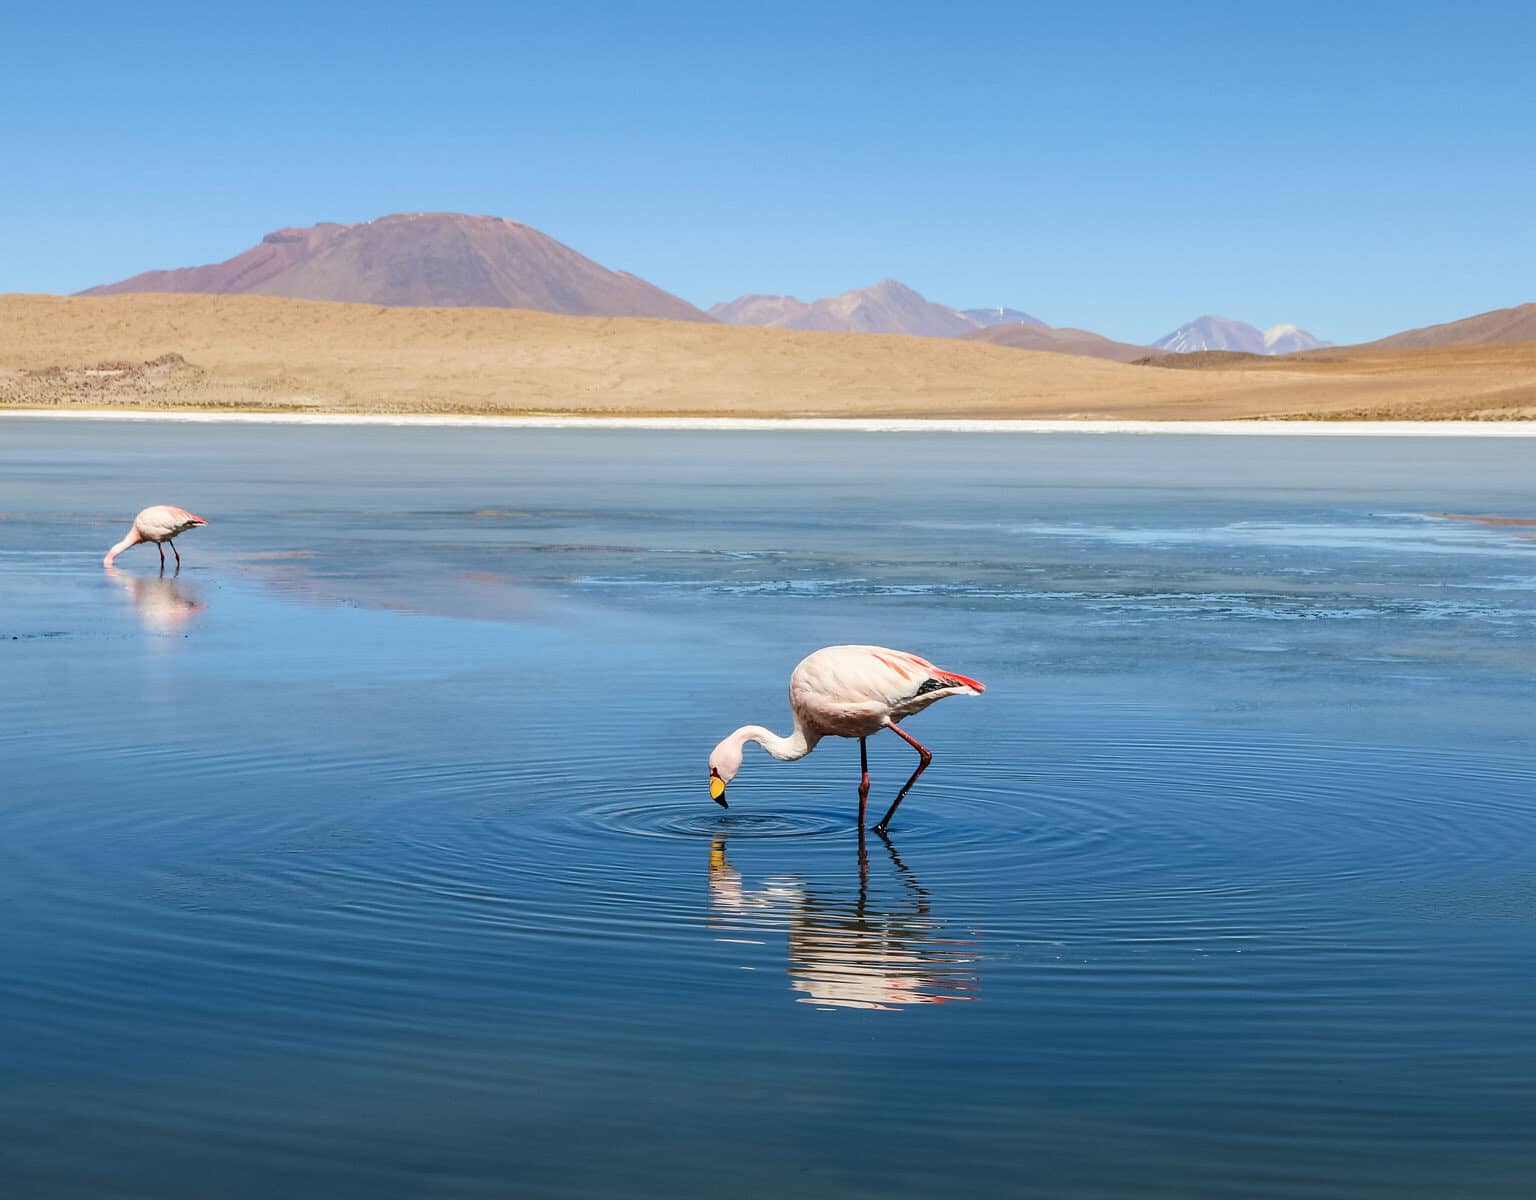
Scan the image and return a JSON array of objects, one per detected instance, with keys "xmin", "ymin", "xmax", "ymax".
[{"xmin": 932, "ymin": 669, "xmax": 985, "ymax": 694}]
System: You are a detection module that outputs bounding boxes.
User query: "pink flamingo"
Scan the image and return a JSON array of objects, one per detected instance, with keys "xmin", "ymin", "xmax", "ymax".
[
  {"xmin": 708, "ymin": 645, "xmax": 985, "ymax": 833},
  {"xmin": 103, "ymin": 506, "xmax": 208, "ymax": 570}
]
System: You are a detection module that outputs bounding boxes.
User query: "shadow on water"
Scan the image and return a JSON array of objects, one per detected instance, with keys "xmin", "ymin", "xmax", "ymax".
[
  {"xmin": 707, "ymin": 831, "xmax": 981, "ymax": 1011},
  {"xmin": 105, "ymin": 564, "xmax": 205, "ymax": 632}
]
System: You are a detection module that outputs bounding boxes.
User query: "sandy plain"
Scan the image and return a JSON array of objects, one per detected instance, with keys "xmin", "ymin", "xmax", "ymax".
[{"xmin": 3, "ymin": 293, "xmax": 1535, "ymax": 421}]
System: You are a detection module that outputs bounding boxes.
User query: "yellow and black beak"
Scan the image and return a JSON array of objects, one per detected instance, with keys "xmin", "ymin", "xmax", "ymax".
[{"xmin": 709, "ymin": 769, "xmax": 728, "ymax": 808}]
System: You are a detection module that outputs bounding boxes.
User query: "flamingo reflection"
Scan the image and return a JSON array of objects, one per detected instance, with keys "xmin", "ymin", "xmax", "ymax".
[
  {"xmin": 708, "ymin": 832, "xmax": 980, "ymax": 1011},
  {"xmin": 106, "ymin": 565, "xmax": 205, "ymax": 632}
]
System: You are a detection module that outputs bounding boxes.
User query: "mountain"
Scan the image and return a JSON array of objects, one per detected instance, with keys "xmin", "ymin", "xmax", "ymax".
[
  {"xmin": 958, "ymin": 306, "xmax": 1046, "ymax": 328},
  {"xmin": 1261, "ymin": 324, "xmax": 1331, "ymax": 354},
  {"xmin": 711, "ymin": 280, "xmax": 1152, "ymax": 360},
  {"xmin": 1153, "ymin": 315, "xmax": 1266, "ymax": 354},
  {"xmin": 1366, "ymin": 302, "xmax": 1536, "ymax": 349},
  {"xmin": 78, "ymin": 223, "xmax": 350, "ymax": 297},
  {"xmin": 709, "ymin": 283, "xmax": 1047, "ymax": 337},
  {"xmin": 708, "ymin": 279, "xmax": 982, "ymax": 337},
  {"xmin": 707, "ymin": 294, "xmax": 816, "ymax": 327},
  {"xmin": 80, "ymin": 212, "xmax": 712, "ymax": 321},
  {"xmin": 1153, "ymin": 315, "xmax": 1329, "ymax": 355},
  {"xmin": 962, "ymin": 322, "xmax": 1150, "ymax": 363}
]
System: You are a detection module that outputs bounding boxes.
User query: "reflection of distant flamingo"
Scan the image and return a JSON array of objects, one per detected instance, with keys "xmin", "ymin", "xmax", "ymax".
[
  {"xmin": 707, "ymin": 645, "xmax": 985, "ymax": 831},
  {"xmin": 707, "ymin": 832, "xmax": 980, "ymax": 1011},
  {"xmin": 103, "ymin": 506, "xmax": 208, "ymax": 569},
  {"xmin": 106, "ymin": 566, "xmax": 205, "ymax": 632}
]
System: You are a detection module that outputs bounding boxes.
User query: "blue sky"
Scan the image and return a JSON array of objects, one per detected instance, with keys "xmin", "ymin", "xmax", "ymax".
[{"xmin": 3, "ymin": 1, "xmax": 1532, "ymax": 343}]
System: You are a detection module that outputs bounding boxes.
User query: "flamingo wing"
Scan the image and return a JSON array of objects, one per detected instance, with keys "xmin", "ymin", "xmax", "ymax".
[
  {"xmin": 135, "ymin": 505, "xmax": 208, "ymax": 540},
  {"xmin": 791, "ymin": 645, "xmax": 984, "ymax": 730}
]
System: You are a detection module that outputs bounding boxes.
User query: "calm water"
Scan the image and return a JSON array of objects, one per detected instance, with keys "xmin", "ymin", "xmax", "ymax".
[{"xmin": 3, "ymin": 420, "xmax": 1535, "ymax": 1198}]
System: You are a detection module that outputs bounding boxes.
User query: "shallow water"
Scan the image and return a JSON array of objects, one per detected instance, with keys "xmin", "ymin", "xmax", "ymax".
[{"xmin": 3, "ymin": 420, "xmax": 1535, "ymax": 1198}]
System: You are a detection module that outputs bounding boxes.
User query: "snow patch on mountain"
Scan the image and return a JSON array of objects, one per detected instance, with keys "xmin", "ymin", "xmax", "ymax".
[{"xmin": 1154, "ymin": 315, "xmax": 1330, "ymax": 355}]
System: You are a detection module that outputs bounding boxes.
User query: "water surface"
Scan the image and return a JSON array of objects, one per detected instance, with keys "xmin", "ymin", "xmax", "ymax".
[{"xmin": 3, "ymin": 421, "xmax": 1535, "ymax": 1198}]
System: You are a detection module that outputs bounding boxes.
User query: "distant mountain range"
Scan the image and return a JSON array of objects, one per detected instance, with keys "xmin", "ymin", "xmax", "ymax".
[
  {"xmin": 707, "ymin": 280, "xmax": 1047, "ymax": 338},
  {"xmin": 707, "ymin": 280, "xmax": 973, "ymax": 336},
  {"xmin": 705, "ymin": 282, "xmax": 1181, "ymax": 361},
  {"xmin": 76, "ymin": 210, "xmax": 1536, "ymax": 359},
  {"xmin": 81, "ymin": 212, "xmax": 712, "ymax": 322},
  {"xmin": 1151, "ymin": 315, "xmax": 1331, "ymax": 356},
  {"xmin": 957, "ymin": 306, "xmax": 1046, "ymax": 329}
]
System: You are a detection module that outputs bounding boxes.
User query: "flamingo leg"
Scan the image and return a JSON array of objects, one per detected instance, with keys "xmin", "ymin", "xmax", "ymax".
[
  {"xmin": 873, "ymin": 723, "xmax": 932, "ymax": 834},
  {"xmin": 157, "ymin": 542, "xmax": 166, "ymax": 568},
  {"xmin": 171, "ymin": 540, "xmax": 181, "ymax": 569},
  {"xmin": 857, "ymin": 737, "xmax": 871, "ymax": 827}
]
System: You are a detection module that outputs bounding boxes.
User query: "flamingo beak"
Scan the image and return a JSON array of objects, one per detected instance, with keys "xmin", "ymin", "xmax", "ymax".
[{"xmin": 709, "ymin": 770, "xmax": 728, "ymax": 807}]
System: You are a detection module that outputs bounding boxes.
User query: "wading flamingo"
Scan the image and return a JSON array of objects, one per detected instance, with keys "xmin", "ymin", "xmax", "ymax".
[
  {"xmin": 103, "ymin": 506, "xmax": 208, "ymax": 570},
  {"xmin": 707, "ymin": 645, "xmax": 985, "ymax": 833}
]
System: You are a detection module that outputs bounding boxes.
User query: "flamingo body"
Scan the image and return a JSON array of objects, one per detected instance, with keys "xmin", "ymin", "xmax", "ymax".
[
  {"xmin": 103, "ymin": 505, "xmax": 208, "ymax": 568},
  {"xmin": 787, "ymin": 645, "xmax": 984, "ymax": 737},
  {"xmin": 708, "ymin": 645, "xmax": 984, "ymax": 831}
]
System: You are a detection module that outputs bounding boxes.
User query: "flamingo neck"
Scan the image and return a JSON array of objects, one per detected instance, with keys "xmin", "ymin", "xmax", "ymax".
[
  {"xmin": 103, "ymin": 529, "xmax": 142, "ymax": 566},
  {"xmin": 735, "ymin": 722, "xmax": 818, "ymax": 762}
]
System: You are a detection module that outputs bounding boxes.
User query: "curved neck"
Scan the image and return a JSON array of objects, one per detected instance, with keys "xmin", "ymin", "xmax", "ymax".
[
  {"xmin": 733, "ymin": 721, "xmax": 818, "ymax": 762},
  {"xmin": 104, "ymin": 529, "xmax": 142, "ymax": 566}
]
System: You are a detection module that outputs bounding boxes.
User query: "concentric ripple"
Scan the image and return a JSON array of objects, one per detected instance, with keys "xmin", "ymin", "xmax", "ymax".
[{"xmin": 572, "ymin": 799, "xmax": 849, "ymax": 841}]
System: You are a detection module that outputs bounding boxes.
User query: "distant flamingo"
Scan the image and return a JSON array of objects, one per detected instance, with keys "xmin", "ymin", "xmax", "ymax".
[
  {"xmin": 708, "ymin": 645, "xmax": 985, "ymax": 833},
  {"xmin": 102, "ymin": 506, "xmax": 208, "ymax": 570}
]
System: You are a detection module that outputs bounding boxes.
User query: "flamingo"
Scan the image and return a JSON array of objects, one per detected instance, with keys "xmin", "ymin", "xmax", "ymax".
[
  {"xmin": 707, "ymin": 645, "xmax": 985, "ymax": 833},
  {"xmin": 102, "ymin": 506, "xmax": 208, "ymax": 570}
]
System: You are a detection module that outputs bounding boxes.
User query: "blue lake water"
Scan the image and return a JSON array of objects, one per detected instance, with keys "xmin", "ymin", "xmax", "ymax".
[{"xmin": 2, "ymin": 419, "xmax": 1535, "ymax": 1198}]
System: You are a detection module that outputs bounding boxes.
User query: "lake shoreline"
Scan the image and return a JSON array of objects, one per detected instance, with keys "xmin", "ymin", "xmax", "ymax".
[{"xmin": 6, "ymin": 408, "xmax": 1536, "ymax": 437}]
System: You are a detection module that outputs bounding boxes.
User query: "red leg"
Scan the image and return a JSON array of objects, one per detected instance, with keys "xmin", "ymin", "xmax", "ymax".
[
  {"xmin": 857, "ymin": 736, "xmax": 871, "ymax": 828},
  {"xmin": 157, "ymin": 542, "xmax": 166, "ymax": 569},
  {"xmin": 873, "ymin": 723, "xmax": 932, "ymax": 834}
]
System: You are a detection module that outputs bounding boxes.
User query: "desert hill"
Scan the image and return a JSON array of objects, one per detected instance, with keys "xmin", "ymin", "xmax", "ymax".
[
  {"xmin": 81, "ymin": 212, "xmax": 711, "ymax": 322},
  {"xmin": 1366, "ymin": 302, "xmax": 1536, "ymax": 349},
  {"xmin": 964, "ymin": 322, "xmax": 1150, "ymax": 363}
]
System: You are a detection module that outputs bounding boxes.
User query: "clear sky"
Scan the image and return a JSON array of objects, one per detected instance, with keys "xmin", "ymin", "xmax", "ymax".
[{"xmin": 3, "ymin": 0, "xmax": 1532, "ymax": 343}]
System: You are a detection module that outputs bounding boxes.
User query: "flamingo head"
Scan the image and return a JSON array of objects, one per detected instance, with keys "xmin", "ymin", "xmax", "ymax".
[{"xmin": 707, "ymin": 737, "xmax": 744, "ymax": 808}]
